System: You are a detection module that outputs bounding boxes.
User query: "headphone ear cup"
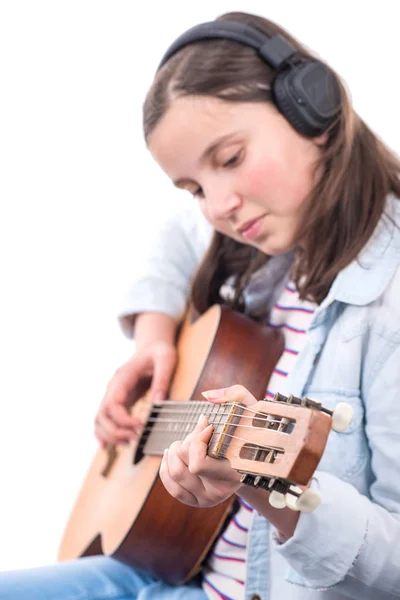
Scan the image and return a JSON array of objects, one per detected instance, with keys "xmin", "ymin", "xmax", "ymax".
[
  {"xmin": 272, "ymin": 68, "xmax": 312, "ymax": 136},
  {"xmin": 273, "ymin": 61, "xmax": 341, "ymax": 137}
]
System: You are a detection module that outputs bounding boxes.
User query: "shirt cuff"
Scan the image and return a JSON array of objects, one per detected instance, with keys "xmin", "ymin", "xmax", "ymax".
[
  {"xmin": 273, "ymin": 471, "xmax": 369, "ymax": 589},
  {"xmin": 118, "ymin": 277, "xmax": 188, "ymax": 338}
]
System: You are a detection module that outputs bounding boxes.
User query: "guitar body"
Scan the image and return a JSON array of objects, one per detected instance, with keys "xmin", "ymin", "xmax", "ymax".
[{"xmin": 58, "ymin": 305, "xmax": 284, "ymax": 584}]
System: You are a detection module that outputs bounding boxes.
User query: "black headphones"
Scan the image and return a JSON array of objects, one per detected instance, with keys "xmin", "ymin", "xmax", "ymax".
[{"xmin": 157, "ymin": 20, "xmax": 341, "ymax": 138}]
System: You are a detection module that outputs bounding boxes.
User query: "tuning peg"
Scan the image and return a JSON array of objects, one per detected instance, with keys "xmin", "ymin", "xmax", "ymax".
[
  {"xmin": 285, "ymin": 485, "xmax": 321, "ymax": 512},
  {"xmin": 269, "ymin": 490, "xmax": 287, "ymax": 509},
  {"xmin": 284, "ymin": 485, "xmax": 301, "ymax": 511},
  {"xmin": 331, "ymin": 402, "xmax": 353, "ymax": 432},
  {"xmin": 295, "ymin": 488, "xmax": 321, "ymax": 512}
]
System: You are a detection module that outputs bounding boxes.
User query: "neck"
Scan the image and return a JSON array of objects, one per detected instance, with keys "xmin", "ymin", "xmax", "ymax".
[{"xmin": 142, "ymin": 401, "xmax": 244, "ymax": 458}]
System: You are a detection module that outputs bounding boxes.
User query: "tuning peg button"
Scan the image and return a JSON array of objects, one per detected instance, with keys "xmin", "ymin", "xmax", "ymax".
[
  {"xmin": 269, "ymin": 491, "xmax": 287, "ymax": 509},
  {"xmin": 285, "ymin": 485, "xmax": 322, "ymax": 512},
  {"xmin": 295, "ymin": 488, "xmax": 321, "ymax": 512},
  {"xmin": 331, "ymin": 402, "xmax": 353, "ymax": 432}
]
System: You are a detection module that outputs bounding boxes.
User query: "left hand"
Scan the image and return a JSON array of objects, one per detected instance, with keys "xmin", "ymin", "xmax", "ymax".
[{"xmin": 159, "ymin": 384, "xmax": 258, "ymax": 507}]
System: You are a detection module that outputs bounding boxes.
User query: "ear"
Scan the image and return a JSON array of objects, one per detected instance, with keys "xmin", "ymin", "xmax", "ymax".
[{"xmin": 313, "ymin": 132, "xmax": 329, "ymax": 146}]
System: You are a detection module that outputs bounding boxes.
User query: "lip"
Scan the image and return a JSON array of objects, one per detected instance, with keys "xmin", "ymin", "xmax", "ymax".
[{"xmin": 237, "ymin": 215, "xmax": 264, "ymax": 240}]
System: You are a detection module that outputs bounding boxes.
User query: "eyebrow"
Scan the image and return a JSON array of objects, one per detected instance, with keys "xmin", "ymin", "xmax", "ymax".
[{"xmin": 173, "ymin": 133, "xmax": 238, "ymax": 187}]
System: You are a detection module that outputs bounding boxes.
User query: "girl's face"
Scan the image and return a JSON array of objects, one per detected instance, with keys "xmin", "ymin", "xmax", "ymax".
[{"xmin": 148, "ymin": 95, "xmax": 325, "ymax": 256}]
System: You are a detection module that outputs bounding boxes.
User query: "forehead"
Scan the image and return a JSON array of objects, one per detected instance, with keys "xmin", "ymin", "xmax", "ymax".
[
  {"xmin": 149, "ymin": 96, "xmax": 236, "ymax": 156},
  {"xmin": 147, "ymin": 96, "xmax": 274, "ymax": 176}
]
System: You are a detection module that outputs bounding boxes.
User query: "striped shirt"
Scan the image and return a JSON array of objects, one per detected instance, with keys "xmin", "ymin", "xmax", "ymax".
[{"xmin": 202, "ymin": 282, "xmax": 317, "ymax": 600}]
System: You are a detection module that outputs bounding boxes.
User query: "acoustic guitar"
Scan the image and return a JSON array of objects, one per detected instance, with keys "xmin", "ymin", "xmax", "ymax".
[{"xmin": 58, "ymin": 304, "xmax": 350, "ymax": 584}]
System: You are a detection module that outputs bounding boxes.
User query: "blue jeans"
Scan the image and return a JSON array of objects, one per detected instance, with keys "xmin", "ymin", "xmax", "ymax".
[{"xmin": 0, "ymin": 556, "xmax": 208, "ymax": 600}]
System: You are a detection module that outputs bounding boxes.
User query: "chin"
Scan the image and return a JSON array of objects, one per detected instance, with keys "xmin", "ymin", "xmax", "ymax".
[
  {"xmin": 257, "ymin": 233, "xmax": 295, "ymax": 256},
  {"xmin": 259, "ymin": 243, "xmax": 292, "ymax": 257}
]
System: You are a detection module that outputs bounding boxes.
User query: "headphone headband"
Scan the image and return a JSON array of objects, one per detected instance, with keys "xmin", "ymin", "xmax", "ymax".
[
  {"xmin": 157, "ymin": 20, "xmax": 298, "ymax": 72},
  {"xmin": 156, "ymin": 20, "xmax": 341, "ymax": 137}
]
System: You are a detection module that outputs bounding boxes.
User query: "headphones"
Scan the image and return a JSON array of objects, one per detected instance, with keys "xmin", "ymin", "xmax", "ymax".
[{"xmin": 157, "ymin": 20, "xmax": 341, "ymax": 138}]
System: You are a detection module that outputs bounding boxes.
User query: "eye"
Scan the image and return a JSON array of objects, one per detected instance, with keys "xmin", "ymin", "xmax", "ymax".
[
  {"xmin": 222, "ymin": 149, "xmax": 242, "ymax": 168},
  {"xmin": 192, "ymin": 186, "xmax": 204, "ymax": 199}
]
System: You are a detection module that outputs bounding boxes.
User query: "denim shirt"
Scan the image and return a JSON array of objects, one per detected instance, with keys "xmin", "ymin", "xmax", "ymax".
[{"xmin": 119, "ymin": 198, "xmax": 400, "ymax": 599}]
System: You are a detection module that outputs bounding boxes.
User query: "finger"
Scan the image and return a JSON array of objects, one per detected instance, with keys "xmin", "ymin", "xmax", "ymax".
[
  {"xmin": 187, "ymin": 424, "xmax": 226, "ymax": 477},
  {"xmin": 105, "ymin": 353, "xmax": 154, "ymax": 406},
  {"xmin": 202, "ymin": 384, "xmax": 257, "ymax": 407},
  {"xmin": 168, "ymin": 441, "xmax": 208, "ymax": 496},
  {"xmin": 187, "ymin": 421, "xmax": 241, "ymax": 486},
  {"xmin": 95, "ymin": 422, "xmax": 121, "ymax": 446},
  {"xmin": 107, "ymin": 403, "xmax": 141, "ymax": 431},
  {"xmin": 167, "ymin": 441, "xmax": 192, "ymax": 480},
  {"xmin": 95, "ymin": 414, "xmax": 135, "ymax": 445},
  {"xmin": 160, "ymin": 449, "xmax": 199, "ymax": 505},
  {"xmin": 105, "ymin": 367, "xmax": 139, "ymax": 401},
  {"xmin": 177, "ymin": 414, "xmax": 210, "ymax": 462},
  {"xmin": 150, "ymin": 348, "xmax": 176, "ymax": 405},
  {"xmin": 94, "ymin": 428, "xmax": 107, "ymax": 448}
]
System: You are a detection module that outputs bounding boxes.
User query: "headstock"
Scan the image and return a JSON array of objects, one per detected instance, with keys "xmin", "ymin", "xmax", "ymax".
[{"xmin": 207, "ymin": 392, "xmax": 352, "ymax": 512}]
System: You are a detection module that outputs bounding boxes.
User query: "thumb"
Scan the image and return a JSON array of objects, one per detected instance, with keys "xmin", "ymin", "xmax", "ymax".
[
  {"xmin": 150, "ymin": 350, "xmax": 176, "ymax": 405},
  {"xmin": 201, "ymin": 384, "xmax": 257, "ymax": 407},
  {"xmin": 190, "ymin": 414, "xmax": 213, "ymax": 443}
]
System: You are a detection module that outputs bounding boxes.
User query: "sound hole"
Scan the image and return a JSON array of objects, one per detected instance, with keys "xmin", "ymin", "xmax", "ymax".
[{"xmin": 132, "ymin": 406, "xmax": 158, "ymax": 465}]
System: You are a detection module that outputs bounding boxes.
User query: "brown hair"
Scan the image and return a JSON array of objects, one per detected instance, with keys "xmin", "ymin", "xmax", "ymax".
[{"xmin": 143, "ymin": 11, "xmax": 400, "ymax": 313}]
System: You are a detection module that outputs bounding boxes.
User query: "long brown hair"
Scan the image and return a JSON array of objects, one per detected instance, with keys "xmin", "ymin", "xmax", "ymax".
[{"xmin": 143, "ymin": 11, "xmax": 400, "ymax": 313}]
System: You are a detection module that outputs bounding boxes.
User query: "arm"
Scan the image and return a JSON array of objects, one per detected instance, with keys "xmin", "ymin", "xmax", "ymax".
[
  {"xmin": 134, "ymin": 312, "xmax": 176, "ymax": 351},
  {"xmin": 160, "ymin": 350, "xmax": 400, "ymax": 598},
  {"xmin": 274, "ymin": 342, "xmax": 400, "ymax": 598},
  {"xmin": 96, "ymin": 204, "xmax": 212, "ymax": 447},
  {"xmin": 119, "ymin": 202, "xmax": 213, "ymax": 338}
]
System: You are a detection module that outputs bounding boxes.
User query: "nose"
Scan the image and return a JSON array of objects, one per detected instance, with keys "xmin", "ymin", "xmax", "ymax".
[{"xmin": 204, "ymin": 180, "xmax": 242, "ymax": 222}]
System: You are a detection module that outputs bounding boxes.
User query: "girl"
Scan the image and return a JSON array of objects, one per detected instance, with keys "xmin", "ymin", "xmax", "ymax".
[{"xmin": 2, "ymin": 10, "xmax": 400, "ymax": 600}]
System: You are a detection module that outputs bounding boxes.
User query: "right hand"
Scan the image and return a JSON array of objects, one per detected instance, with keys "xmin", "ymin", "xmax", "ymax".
[{"xmin": 95, "ymin": 341, "xmax": 177, "ymax": 448}]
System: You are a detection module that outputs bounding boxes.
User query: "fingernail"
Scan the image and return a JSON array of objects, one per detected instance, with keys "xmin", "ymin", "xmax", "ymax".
[
  {"xmin": 202, "ymin": 388, "xmax": 226, "ymax": 400},
  {"xmin": 197, "ymin": 413, "xmax": 208, "ymax": 426}
]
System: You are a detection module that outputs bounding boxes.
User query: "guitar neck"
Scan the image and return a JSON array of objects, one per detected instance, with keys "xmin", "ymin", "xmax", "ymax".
[{"xmin": 141, "ymin": 401, "xmax": 244, "ymax": 459}]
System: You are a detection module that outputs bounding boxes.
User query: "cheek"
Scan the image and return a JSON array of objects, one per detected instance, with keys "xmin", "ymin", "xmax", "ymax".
[
  {"xmin": 242, "ymin": 153, "xmax": 313, "ymax": 210},
  {"xmin": 240, "ymin": 159, "xmax": 283, "ymax": 198}
]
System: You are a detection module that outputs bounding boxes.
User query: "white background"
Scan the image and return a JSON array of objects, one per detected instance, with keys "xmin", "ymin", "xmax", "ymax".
[{"xmin": 0, "ymin": 0, "xmax": 399, "ymax": 572}]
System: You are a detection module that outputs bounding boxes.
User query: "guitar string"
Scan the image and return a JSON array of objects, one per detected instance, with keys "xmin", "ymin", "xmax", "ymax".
[
  {"xmin": 147, "ymin": 402, "xmax": 300, "ymax": 419},
  {"xmin": 135, "ymin": 403, "xmax": 295, "ymax": 452},
  {"xmin": 142, "ymin": 429, "xmax": 285, "ymax": 453},
  {"xmin": 143, "ymin": 413, "xmax": 294, "ymax": 427},
  {"xmin": 139, "ymin": 419, "xmax": 291, "ymax": 450},
  {"xmin": 148, "ymin": 401, "xmax": 286, "ymax": 414},
  {"xmin": 149, "ymin": 404, "xmax": 333, "ymax": 419},
  {"xmin": 146, "ymin": 413, "xmax": 294, "ymax": 425},
  {"xmin": 137, "ymin": 407, "xmax": 294, "ymax": 442}
]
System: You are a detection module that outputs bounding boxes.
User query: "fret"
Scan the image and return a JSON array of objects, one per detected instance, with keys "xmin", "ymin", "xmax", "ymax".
[
  {"xmin": 208, "ymin": 403, "xmax": 228, "ymax": 456},
  {"xmin": 143, "ymin": 401, "xmax": 237, "ymax": 456},
  {"xmin": 209, "ymin": 403, "xmax": 245, "ymax": 459}
]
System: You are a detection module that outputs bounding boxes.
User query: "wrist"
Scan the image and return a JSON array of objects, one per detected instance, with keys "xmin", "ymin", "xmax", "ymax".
[{"xmin": 135, "ymin": 312, "xmax": 177, "ymax": 352}]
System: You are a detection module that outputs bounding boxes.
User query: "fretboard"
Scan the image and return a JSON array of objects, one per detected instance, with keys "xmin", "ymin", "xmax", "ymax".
[{"xmin": 141, "ymin": 401, "xmax": 244, "ymax": 458}]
